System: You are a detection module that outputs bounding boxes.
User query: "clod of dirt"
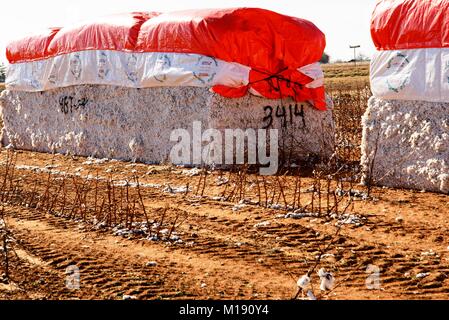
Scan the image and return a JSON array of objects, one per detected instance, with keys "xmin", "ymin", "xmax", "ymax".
[
  {"xmin": 318, "ymin": 253, "xmax": 336, "ymax": 262},
  {"xmin": 285, "ymin": 212, "xmax": 317, "ymax": 219},
  {"xmin": 146, "ymin": 261, "xmax": 157, "ymax": 267},
  {"xmin": 420, "ymin": 250, "xmax": 437, "ymax": 257},
  {"xmin": 253, "ymin": 221, "xmax": 270, "ymax": 228},
  {"xmin": 416, "ymin": 272, "xmax": 430, "ymax": 279},
  {"xmin": 421, "ymin": 282, "xmax": 443, "ymax": 289},
  {"xmin": 426, "ymin": 272, "xmax": 448, "ymax": 283},
  {"xmin": 182, "ymin": 168, "xmax": 201, "ymax": 177},
  {"xmin": 395, "ymin": 216, "xmax": 404, "ymax": 223},
  {"xmin": 232, "ymin": 204, "xmax": 246, "ymax": 212}
]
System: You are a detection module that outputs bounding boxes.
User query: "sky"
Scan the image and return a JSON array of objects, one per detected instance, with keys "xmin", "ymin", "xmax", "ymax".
[{"xmin": 0, "ymin": 0, "xmax": 378, "ymax": 65}]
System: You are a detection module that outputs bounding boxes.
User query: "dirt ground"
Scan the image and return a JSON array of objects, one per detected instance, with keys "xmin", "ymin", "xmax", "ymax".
[{"xmin": 1, "ymin": 149, "xmax": 448, "ymax": 300}]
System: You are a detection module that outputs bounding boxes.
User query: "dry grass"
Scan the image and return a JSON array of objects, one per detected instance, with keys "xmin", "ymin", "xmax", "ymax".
[
  {"xmin": 323, "ymin": 62, "xmax": 370, "ymax": 92},
  {"xmin": 322, "ymin": 63, "xmax": 371, "ymax": 165},
  {"xmin": 323, "ymin": 62, "xmax": 370, "ymax": 78}
]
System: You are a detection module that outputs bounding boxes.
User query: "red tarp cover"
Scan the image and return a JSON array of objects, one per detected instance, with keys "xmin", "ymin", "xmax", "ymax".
[
  {"xmin": 48, "ymin": 12, "xmax": 160, "ymax": 55},
  {"xmin": 371, "ymin": 0, "xmax": 449, "ymax": 50},
  {"xmin": 6, "ymin": 12, "xmax": 158, "ymax": 63},
  {"xmin": 6, "ymin": 8, "xmax": 326, "ymax": 109},
  {"xmin": 6, "ymin": 27, "xmax": 61, "ymax": 63}
]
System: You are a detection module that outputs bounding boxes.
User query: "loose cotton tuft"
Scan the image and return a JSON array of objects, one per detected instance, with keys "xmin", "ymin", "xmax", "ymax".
[
  {"xmin": 297, "ymin": 274, "xmax": 311, "ymax": 290},
  {"xmin": 318, "ymin": 268, "xmax": 335, "ymax": 291}
]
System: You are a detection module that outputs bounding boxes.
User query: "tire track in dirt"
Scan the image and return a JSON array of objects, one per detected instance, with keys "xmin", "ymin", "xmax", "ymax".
[
  {"xmin": 7, "ymin": 202, "xmax": 449, "ymax": 299},
  {"xmin": 10, "ymin": 220, "xmax": 173, "ymax": 299},
  {"xmin": 170, "ymin": 201, "xmax": 449, "ymax": 299},
  {"xmin": 6, "ymin": 206, "xmax": 300, "ymax": 299},
  {"xmin": 135, "ymin": 196, "xmax": 449, "ymax": 298}
]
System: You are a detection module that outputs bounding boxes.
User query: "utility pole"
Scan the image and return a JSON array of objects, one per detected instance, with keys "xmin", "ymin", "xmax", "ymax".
[{"xmin": 349, "ymin": 45, "xmax": 361, "ymax": 66}]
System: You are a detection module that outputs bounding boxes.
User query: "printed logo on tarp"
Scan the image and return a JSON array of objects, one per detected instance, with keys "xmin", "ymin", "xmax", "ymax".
[
  {"xmin": 28, "ymin": 60, "xmax": 45, "ymax": 89},
  {"xmin": 126, "ymin": 54, "xmax": 139, "ymax": 84},
  {"xmin": 366, "ymin": 264, "xmax": 381, "ymax": 290},
  {"xmin": 153, "ymin": 54, "xmax": 172, "ymax": 83},
  {"xmin": 65, "ymin": 265, "xmax": 80, "ymax": 290},
  {"xmin": 445, "ymin": 61, "xmax": 449, "ymax": 84},
  {"xmin": 193, "ymin": 56, "xmax": 217, "ymax": 84},
  {"xmin": 48, "ymin": 60, "xmax": 59, "ymax": 85},
  {"xmin": 385, "ymin": 52, "xmax": 410, "ymax": 93},
  {"xmin": 69, "ymin": 54, "xmax": 82, "ymax": 80},
  {"xmin": 98, "ymin": 52, "xmax": 110, "ymax": 80},
  {"xmin": 169, "ymin": 121, "xmax": 279, "ymax": 175}
]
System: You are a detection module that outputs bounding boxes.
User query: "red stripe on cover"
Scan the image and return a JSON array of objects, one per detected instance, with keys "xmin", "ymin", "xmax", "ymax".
[
  {"xmin": 6, "ymin": 27, "xmax": 61, "ymax": 63},
  {"xmin": 47, "ymin": 12, "xmax": 160, "ymax": 56},
  {"xmin": 7, "ymin": 12, "xmax": 159, "ymax": 63}
]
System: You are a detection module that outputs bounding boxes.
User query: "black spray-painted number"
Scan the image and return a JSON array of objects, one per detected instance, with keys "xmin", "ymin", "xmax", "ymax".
[
  {"xmin": 59, "ymin": 95, "xmax": 89, "ymax": 114},
  {"xmin": 262, "ymin": 104, "xmax": 306, "ymax": 129}
]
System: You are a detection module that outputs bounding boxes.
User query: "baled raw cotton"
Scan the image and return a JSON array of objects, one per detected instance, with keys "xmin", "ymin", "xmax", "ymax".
[
  {"xmin": 363, "ymin": 0, "xmax": 449, "ymax": 193},
  {"xmin": 1, "ymin": 8, "xmax": 335, "ymax": 167},
  {"xmin": 361, "ymin": 97, "xmax": 449, "ymax": 193},
  {"xmin": 0, "ymin": 86, "xmax": 335, "ymax": 165}
]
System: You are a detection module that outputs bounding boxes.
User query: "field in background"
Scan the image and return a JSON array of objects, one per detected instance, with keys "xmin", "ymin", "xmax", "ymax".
[
  {"xmin": 323, "ymin": 62, "xmax": 370, "ymax": 78},
  {"xmin": 1, "ymin": 63, "xmax": 449, "ymax": 301},
  {"xmin": 323, "ymin": 62, "xmax": 370, "ymax": 91},
  {"xmin": 324, "ymin": 62, "xmax": 371, "ymax": 164}
]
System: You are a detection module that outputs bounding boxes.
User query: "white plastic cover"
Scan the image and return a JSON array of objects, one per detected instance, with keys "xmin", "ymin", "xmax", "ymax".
[
  {"xmin": 299, "ymin": 62, "xmax": 325, "ymax": 89},
  {"xmin": 6, "ymin": 51, "xmax": 325, "ymax": 97},
  {"xmin": 6, "ymin": 50, "xmax": 251, "ymax": 92},
  {"xmin": 371, "ymin": 48, "xmax": 449, "ymax": 102}
]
